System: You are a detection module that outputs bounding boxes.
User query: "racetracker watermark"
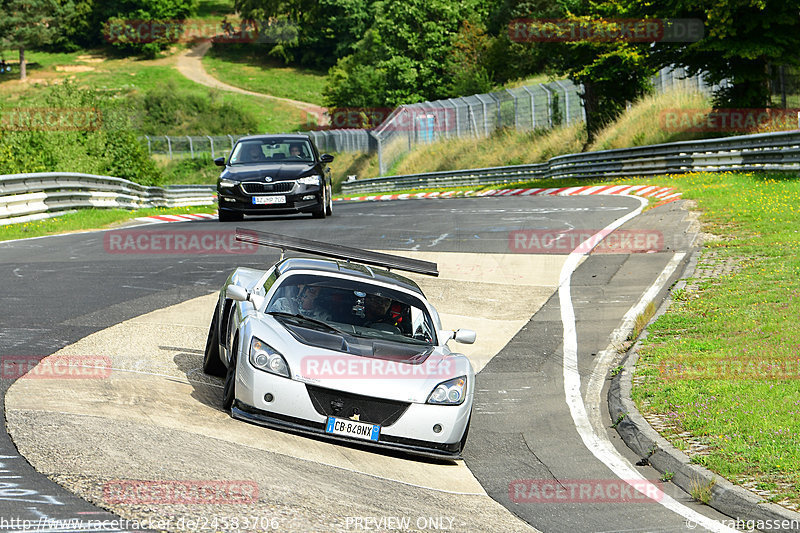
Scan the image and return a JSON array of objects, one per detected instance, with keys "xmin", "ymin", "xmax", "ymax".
[
  {"xmin": 509, "ymin": 229, "xmax": 663, "ymax": 254},
  {"xmin": 660, "ymin": 108, "xmax": 800, "ymax": 133},
  {"xmin": 658, "ymin": 357, "xmax": 800, "ymax": 381},
  {"xmin": 103, "ymin": 18, "xmax": 297, "ymax": 44},
  {"xmin": 305, "ymin": 107, "xmax": 456, "ymax": 132},
  {"xmin": 1, "ymin": 355, "xmax": 112, "ymax": 380},
  {"xmin": 0, "ymin": 108, "xmax": 102, "ymax": 132},
  {"xmin": 299, "ymin": 355, "xmax": 453, "ymax": 380},
  {"xmin": 344, "ymin": 516, "xmax": 458, "ymax": 531},
  {"xmin": 509, "ymin": 18, "xmax": 703, "ymax": 43},
  {"xmin": 104, "ymin": 230, "xmax": 257, "ymax": 255},
  {"xmin": 103, "ymin": 480, "xmax": 258, "ymax": 505},
  {"xmin": 509, "ymin": 479, "xmax": 664, "ymax": 503}
]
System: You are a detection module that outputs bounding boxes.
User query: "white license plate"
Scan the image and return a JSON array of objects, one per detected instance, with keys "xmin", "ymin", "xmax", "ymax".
[
  {"xmin": 325, "ymin": 417, "xmax": 380, "ymax": 441},
  {"xmin": 252, "ymin": 195, "xmax": 286, "ymax": 205}
]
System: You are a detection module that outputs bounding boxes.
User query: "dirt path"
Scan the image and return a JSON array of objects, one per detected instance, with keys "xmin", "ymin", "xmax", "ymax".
[{"xmin": 175, "ymin": 40, "xmax": 328, "ymax": 125}]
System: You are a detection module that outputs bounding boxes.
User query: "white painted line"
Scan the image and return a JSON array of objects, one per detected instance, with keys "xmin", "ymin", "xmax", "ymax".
[{"xmin": 558, "ymin": 200, "xmax": 736, "ymax": 533}]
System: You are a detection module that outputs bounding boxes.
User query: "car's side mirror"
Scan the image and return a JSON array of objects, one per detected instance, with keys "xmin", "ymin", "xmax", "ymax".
[
  {"xmin": 227, "ymin": 285, "xmax": 248, "ymax": 301},
  {"xmin": 214, "ymin": 156, "xmax": 226, "ymax": 167},
  {"xmin": 320, "ymin": 153, "xmax": 334, "ymax": 164},
  {"xmin": 437, "ymin": 329, "xmax": 476, "ymax": 346},
  {"xmin": 454, "ymin": 329, "xmax": 476, "ymax": 344}
]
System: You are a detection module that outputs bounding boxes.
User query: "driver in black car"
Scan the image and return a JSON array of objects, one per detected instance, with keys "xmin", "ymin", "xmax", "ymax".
[
  {"xmin": 246, "ymin": 144, "xmax": 266, "ymax": 162},
  {"xmin": 288, "ymin": 144, "xmax": 306, "ymax": 159}
]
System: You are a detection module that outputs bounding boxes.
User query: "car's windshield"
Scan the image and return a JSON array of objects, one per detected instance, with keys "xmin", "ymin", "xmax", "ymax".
[
  {"xmin": 229, "ymin": 139, "xmax": 314, "ymax": 165},
  {"xmin": 266, "ymin": 274, "xmax": 437, "ymax": 346}
]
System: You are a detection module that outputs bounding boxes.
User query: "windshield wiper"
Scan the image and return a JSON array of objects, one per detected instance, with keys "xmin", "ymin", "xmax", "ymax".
[{"xmin": 267, "ymin": 312, "xmax": 343, "ymax": 334}]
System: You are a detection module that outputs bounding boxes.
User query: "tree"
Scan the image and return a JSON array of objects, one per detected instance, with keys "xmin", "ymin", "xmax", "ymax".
[
  {"xmin": 631, "ymin": 0, "xmax": 800, "ymax": 108},
  {"xmin": 0, "ymin": 0, "xmax": 66, "ymax": 80}
]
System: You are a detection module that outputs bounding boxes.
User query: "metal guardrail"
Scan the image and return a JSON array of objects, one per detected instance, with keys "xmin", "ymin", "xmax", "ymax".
[
  {"xmin": 0, "ymin": 172, "xmax": 216, "ymax": 225},
  {"xmin": 341, "ymin": 130, "xmax": 800, "ymax": 194}
]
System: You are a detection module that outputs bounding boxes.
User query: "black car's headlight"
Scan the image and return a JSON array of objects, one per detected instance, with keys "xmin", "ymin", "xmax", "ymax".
[
  {"xmin": 427, "ymin": 376, "xmax": 467, "ymax": 405},
  {"xmin": 219, "ymin": 179, "xmax": 238, "ymax": 188},
  {"xmin": 297, "ymin": 175, "xmax": 321, "ymax": 186},
  {"xmin": 249, "ymin": 337, "xmax": 290, "ymax": 378}
]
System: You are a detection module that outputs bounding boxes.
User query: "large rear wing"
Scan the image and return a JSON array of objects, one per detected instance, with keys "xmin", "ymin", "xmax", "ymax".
[{"xmin": 235, "ymin": 228, "xmax": 439, "ymax": 277}]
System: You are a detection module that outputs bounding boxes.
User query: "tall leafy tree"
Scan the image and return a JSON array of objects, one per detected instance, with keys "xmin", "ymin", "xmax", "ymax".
[
  {"xmin": 632, "ymin": 0, "xmax": 800, "ymax": 108},
  {"xmin": 0, "ymin": 0, "xmax": 68, "ymax": 80}
]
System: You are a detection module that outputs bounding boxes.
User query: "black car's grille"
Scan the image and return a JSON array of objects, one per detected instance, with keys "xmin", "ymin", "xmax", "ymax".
[
  {"xmin": 241, "ymin": 182, "xmax": 294, "ymax": 194},
  {"xmin": 306, "ymin": 384, "xmax": 410, "ymax": 427}
]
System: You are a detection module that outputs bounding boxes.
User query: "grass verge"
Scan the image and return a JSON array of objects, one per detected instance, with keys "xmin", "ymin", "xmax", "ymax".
[
  {"xmin": 628, "ymin": 171, "xmax": 800, "ymax": 508},
  {"xmin": 0, "ymin": 205, "xmax": 217, "ymax": 242}
]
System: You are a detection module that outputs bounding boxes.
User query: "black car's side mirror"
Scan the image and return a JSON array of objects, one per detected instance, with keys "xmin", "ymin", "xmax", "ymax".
[
  {"xmin": 320, "ymin": 154, "xmax": 334, "ymax": 164},
  {"xmin": 214, "ymin": 156, "xmax": 226, "ymax": 167}
]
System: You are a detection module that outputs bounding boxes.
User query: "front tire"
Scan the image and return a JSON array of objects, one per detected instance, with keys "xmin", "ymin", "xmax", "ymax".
[
  {"xmin": 311, "ymin": 190, "xmax": 326, "ymax": 219},
  {"xmin": 222, "ymin": 339, "xmax": 238, "ymax": 410},
  {"xmin": 325, "ymin": 184, "xmax": 333, "ymax": 216},
  {"xmin": 219, "ymin": 208, "xmax": 243, "ymax": 222},
  {"xmin": 202, "ymin": 312, "xmax": 225, "ymax": 376}
]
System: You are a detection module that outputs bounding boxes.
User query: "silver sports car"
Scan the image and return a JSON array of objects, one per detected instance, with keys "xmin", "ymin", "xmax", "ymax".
[{"xmin": 203, "ymin": 230, "xmax": 477, "ymax": 458}]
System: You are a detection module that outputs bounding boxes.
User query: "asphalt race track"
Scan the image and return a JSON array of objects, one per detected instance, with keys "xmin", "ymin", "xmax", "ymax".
[{"xmin": 0, "ymin": 196, "xmax": 739, "ymax": 532}]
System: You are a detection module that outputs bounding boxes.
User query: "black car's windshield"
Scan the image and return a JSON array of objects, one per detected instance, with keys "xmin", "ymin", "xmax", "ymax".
[
  {"xmin": 265, "ymin": 274, "xmax": 437, "ymax": 346},
  {"xmin": 230, "ymin": 139, "xmax": 314, "ymax": 165}
]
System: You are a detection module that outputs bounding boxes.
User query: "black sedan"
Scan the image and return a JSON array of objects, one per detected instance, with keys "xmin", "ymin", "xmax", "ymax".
[{"xmin": 214, "ymin": 134, "xmax": 334, "ymax": 221}]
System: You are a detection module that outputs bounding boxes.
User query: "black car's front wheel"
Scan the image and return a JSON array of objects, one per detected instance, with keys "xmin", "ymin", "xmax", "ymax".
[
  {"xmin": 311, "ymin": 190, "xmax": 327, "ymax": 219},
  {"xmin": 219, "ymin": 208, "xmax": 243, "ymax": 222},
  {"xmin": 222, "ymin": 340, "xmax": 238, "ymax": 410},
  {"xmin": 325, "ymin": 184, "xmax": 333, "ymax": 216}
]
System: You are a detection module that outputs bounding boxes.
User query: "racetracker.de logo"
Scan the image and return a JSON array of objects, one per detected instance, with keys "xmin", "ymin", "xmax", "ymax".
[
  {"xmin": 660, "ymin": 108, "xmax": 800, "ymax": 133},
  {"xmin": 509, "ymin": 479, "xmax": 664, "ymax": 503},
  {"xmin": 1, "ymin": 355, "xmax": 112, "ymax": 380},
  {"xmin": 509, "ymin": 229, "xmax": 663, "ymax": 254},
  {"xmin": 104, "ymin": 230, "xmax": 257, "ymax": 255},
  {"xmin": 103, "ymin": 480, "xmax": 258, "ymax": 505},
  {"xmin": 658, "ymin": 357, "xmax": 800, "ymax": 381},
  {"xmin": 103, "ymin": 18, "xmax": 296, "ymax": 44},
  {"xmin": 299, "ymin": 356, "xmax": 453, "ymax": 380},
  {"xmin": 0, "ymin": 108, "xmax": 102, "ymax": 132},
  {"xmin": 508, "ymin": 18, "xmax": 703, "ymax": 43},
  {"xmin": 305, "ymin": 107, "xmax": 456, "ymax": 132}
]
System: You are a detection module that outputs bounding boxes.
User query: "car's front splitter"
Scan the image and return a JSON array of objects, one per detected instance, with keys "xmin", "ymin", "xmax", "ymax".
[{"xmin": 231, "ymin": 402, "xmax": 464, "ymax": 460}]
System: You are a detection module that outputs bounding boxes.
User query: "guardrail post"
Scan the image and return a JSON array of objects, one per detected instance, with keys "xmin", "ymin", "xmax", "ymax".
[
  {"xmin": 166, "ymin": 136, "xmax": 173, "ymax": 159},
  {"xmin": 206, "ymin": 136, "xmax": 214, "ymax": 159}
]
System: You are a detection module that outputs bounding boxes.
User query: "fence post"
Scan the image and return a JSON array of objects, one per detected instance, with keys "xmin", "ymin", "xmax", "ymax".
[
  {"xmin": 186, "ymin": 136, "xmax": 194, "ymax": 158},
  {"xmin": 166, "ymin": 136, "xmax": 173, "ymax": 159},
  {"xmin": 521, "ymin": 86, "xmax": 536, "ymax": 129},
  {"xmin": 540, "ymin": 84, "xmax": 553, "ymax": 129},
  {"xmin": 227, "ymin": 134, "xmax": 235, "ymax": 152},
  {"xmin": 144, "ymin": 135, "xmax": 151, "ymax": 155},
  {"xmin": 206, "ymin": 136, "xmax": 215, "ymax": 159},
  {"xmin": 554, "ymin": 80, "xmax": 571, "ymax": 125},
  {"xmin": 506, "ymin": 89, "xmax": 519, "ymax": 130}
]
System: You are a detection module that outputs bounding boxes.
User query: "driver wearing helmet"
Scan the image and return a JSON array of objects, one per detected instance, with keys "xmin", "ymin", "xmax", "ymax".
[{"xmin": 268, "ymin": 284, "xmax": 331, "ymax": 322}]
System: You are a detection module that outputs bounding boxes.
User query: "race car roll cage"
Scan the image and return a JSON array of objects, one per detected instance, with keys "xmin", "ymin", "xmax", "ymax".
[{"xmin": 235, "ymin": 228, "xmax": 439, "ymax": 277}]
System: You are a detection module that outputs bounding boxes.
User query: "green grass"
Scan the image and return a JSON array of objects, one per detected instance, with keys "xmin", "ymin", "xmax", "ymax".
[
  {"xmin": 0, "ymin": 205, "xmax": 218, "ymax": 242},
  {"xmin": 203, "ymin": 43, "xmax": 328, "ymax": 106},
  {"xmin": 628, "ymin": 171, "xmax": 800, "ymax": 506}
]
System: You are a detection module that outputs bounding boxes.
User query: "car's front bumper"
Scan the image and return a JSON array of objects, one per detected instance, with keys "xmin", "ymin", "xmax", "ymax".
[
  {"xmin": 233, "ymin": 364, "xmax": 471, "ymax": 459},
  {"xmin": 217, "ymin": 185, "xmax": 322, "ymax": 215}
]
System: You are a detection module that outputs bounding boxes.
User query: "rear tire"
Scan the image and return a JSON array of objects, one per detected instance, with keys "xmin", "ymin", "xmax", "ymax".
[
  {"xmin": 222, "ymin": 339, "xmax": 238, "ymax": 411},
  {"xmin": 219, "ymin": 208, "xmax": 243, "ymax": 222},
  {"xmin": 202, "ymin": 312, "xmax": 225, "ymax": 376}
]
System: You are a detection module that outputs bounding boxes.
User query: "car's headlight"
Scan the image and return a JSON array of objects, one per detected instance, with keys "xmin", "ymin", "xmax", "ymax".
[
  {"xmin": 249, "ymin": 337, "xmax": 290, "ymax": 378},
  {"xmin": 219, "ymin": 179, "xmax": 238, "ymax": 188},
  {"xmin": 298, "ymin": 175, "xmax": 321, "ymax": 186},
  {"xmin": 427, "ymin": 376, "xmax": 467, "ymax": 405}
]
